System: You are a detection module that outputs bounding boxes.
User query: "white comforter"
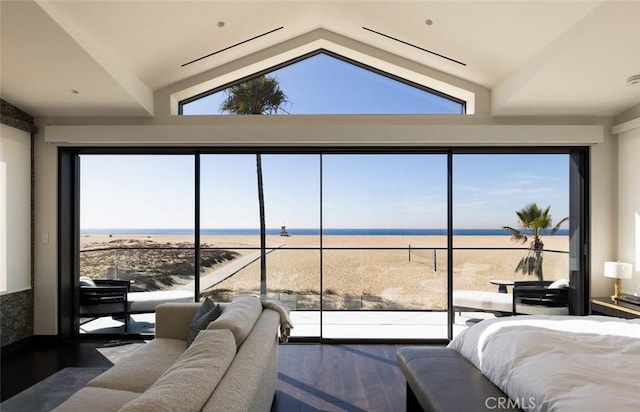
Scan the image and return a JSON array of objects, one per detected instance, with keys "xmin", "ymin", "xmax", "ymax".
[{"xmin": 448, "ymin": 315, "xmax": 640, "ymax": 412}]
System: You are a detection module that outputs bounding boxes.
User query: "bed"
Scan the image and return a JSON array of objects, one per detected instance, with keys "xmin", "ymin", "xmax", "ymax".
[{"xmin": 447, "ymin": 315, "xmax": 640, "ymax": 411}]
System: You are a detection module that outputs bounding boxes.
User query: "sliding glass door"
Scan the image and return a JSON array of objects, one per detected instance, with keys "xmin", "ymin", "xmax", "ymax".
[
  {"xmin": 451, "ymin": 154, "xmax": 571, "ymax": 335},
  {"xmin": 68, "ymin": 149, "xmax": 586, "ymax": 340},
  {"xmin": 78, "ymin": 155, "xmax": 195, "ymax": 334},
  {"xmin": 321, "ymin": 154, "xmax": 448, "ymax": 339},
  {"xmin": 198, "ymin": 154, "xmax": 261, "ymax": 302},
  {"xmin": 199, "ymin": 154, "xmax": 321, "ymax": 339}
]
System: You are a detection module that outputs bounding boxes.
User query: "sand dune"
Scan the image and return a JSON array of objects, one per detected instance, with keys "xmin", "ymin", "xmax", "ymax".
[{"xmin": 80, "ymin": 234, "xmax": 569, "ymax": 310}]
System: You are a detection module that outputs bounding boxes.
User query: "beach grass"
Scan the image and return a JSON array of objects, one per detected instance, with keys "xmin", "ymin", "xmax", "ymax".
[{"xmin": 80, "ymin": 234, "xmax": 569, "ymax": 310}]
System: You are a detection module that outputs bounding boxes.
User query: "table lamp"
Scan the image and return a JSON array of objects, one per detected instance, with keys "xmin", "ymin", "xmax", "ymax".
[{"xmin": 604, "ymin": 261, "xmax": 633, "ymax": 301}]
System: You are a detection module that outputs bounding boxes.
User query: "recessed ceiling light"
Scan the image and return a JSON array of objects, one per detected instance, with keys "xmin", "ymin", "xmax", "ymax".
[
  {"xmin": 217, "ymin": 21, "xmax": 225, "ymax": 28},
  {"xmin": 425, "ymin": 19, "xmax": 433, "ymax": 26},
  {"xmin": 626, "ymin": 74, "xmax": 640, "ymax": 86}
]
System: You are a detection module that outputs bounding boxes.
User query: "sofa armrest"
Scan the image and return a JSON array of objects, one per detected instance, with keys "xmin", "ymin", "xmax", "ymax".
[{"xmin": 155, "ymin": 302, "xmax": 201, "ymax": 340}]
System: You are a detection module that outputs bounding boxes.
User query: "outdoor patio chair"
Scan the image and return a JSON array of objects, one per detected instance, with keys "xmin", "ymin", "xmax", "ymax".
[
  {"xmin": 79, "ymin": 276, "xmax": 195, "ymax": 332},
  {"xmin": 512, "ymin": 279, "xmax": 569, "ymax": 315},
  {"xmin": 79, "ymin": 276, "xmax": 130, "ymax": 331},
  {"xmin": 452, "ymin": 290, "xmax": 514, "ymax": 316}
]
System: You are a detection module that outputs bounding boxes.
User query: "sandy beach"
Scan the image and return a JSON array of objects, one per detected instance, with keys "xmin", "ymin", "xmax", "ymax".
[{"xmin": 80, "ymin": 233, "xmax": 569, "ymax": 310}]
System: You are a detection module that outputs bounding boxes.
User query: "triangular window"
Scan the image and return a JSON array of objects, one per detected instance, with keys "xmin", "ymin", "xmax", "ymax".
[{"xmin": 179, "ymin": 51, "xmax": 465, "ymax": 115}]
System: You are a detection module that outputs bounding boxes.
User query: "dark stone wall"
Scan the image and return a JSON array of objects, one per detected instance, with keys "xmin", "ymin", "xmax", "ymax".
[
  {"xmin": 1, "ymin": 99, "xmax": 35, "ymax": 347},
  {"xmin": 0, "ymin": 99, "xmax": 36, "ymax": 133},
  {"xmin": 0, "ymin": 290, "xmax": 34, "ymax": 346}
]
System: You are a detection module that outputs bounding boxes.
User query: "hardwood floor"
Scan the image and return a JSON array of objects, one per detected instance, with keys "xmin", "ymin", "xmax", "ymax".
[
  {"xmin": 274, "ymin": 344, "xmax": 411, "ymax": 411},
  {"xmin": 2, "ymin": 340, "xmax": 433, "ymax": 410},
  {"xmin": 0, "ymin": 339, "xmax": 113, "ymax": 402}
]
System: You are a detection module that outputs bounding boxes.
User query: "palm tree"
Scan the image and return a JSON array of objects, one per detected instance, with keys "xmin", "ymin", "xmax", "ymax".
[
  {"xmin": 220, "ymin": 75, "xmax": 289, "ymax": 297},
  {"xmin": 503, "ymin": 203, "xmax": 568, "ymax": 281},
  {"xmin": 220, "ymin": 75, "xmax": 289, "ymax": 115}
]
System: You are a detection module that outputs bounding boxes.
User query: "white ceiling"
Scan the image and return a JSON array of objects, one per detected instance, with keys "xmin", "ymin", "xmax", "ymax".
[{"xmin": 1, "ymin": 0, "xmax": 639, "ymax": 118}]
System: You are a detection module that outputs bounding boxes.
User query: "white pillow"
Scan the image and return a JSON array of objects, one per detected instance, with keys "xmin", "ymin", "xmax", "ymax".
[
  {"xmin": 79, "ymin": 276, "xmax": 96, "ymax": 287},
  {"xmin": 548, "ymin": 279, "xmax": 570, "ymax": 289}
]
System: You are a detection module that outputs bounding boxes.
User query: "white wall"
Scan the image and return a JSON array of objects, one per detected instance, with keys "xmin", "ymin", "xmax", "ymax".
[
  {"xmin": 618, "ymin": 126, "xmax": 640, "ymax": 295},
  {"xmin": 33, "ymin": 131, "xmax": 58, "ymax": 335},
  {"xmin": 589, "ymin": 125, "xmax": 618, "ymax": 298},
  {"xmin": 0, "ymin": 124, "xmax": 31, "ymax": 295},
  {"xmin": 43, "ymin": 122, "xmax": 603, "ymax": 146}
]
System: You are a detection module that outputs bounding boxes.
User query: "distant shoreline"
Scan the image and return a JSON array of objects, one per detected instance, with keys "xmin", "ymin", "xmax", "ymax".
[{"xmin": 80, "ymin": 228, "xmax": 570, "ymax": 236}]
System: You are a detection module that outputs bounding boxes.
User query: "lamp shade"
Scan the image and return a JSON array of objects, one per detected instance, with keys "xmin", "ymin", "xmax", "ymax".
[{"xmin": 604, "ymin": 261, "xmax": 633, "ymax": 279}]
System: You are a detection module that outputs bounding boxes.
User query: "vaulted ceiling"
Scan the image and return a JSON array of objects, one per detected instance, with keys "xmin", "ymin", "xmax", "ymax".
[{"xmin": 1, "ymin": 0, "xmax": 639, "ymax": 118}]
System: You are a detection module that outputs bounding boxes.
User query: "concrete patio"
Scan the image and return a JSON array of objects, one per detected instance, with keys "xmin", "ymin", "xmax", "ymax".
[{"xmin": 80, "ymin": 310, "xmax": 495, "ymax": 340}]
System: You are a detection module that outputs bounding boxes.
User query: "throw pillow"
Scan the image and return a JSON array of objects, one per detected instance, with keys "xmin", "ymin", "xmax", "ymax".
[
  {"xmin": 193, "ymin": 297, "xmax": 217, "ymax": 318},
  {"xmin": 186, "ymin": 301, "xmax": 223, "ymax": 346},
  {"xmin": 79, "ymin": 276, "xmax": 96, "ymax": 287},
  {"xmin": 548, "ymin": 279, "xmax": 570, "ymax": 289}
]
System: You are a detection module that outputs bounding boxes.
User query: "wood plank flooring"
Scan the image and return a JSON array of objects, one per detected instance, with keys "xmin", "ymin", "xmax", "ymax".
[
  {"xmin": 1, "ymin": 340, "xmax": 114, "ymax": 402},
  {"xmin": 2, "ymin": 341, "xmax": 434, "ymax": 411},
  {"xmin": 274, "ymin": 344, "xmax": 413, "ymax": 412}
]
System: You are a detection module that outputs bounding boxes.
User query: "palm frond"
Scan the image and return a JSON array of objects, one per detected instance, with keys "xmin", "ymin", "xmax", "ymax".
[
  {"xmin": 506, "ymin": 202, "xmax": 567, "ymax": 281},
  {"xmin": 551, "ymin": 217, "xmax": 569, "ymax": 233},
  {"xmin": 503, "ymin": 225, "xmax": 528, "ymax": 243}
]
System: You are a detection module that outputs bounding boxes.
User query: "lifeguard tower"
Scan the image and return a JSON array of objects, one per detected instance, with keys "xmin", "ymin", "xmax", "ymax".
[{"xmin": 280, "ymin": 225, "xmax": 290, "ymax": 237}]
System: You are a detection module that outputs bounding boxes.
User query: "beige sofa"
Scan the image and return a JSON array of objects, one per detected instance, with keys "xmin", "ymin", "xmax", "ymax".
[{"xmin": 55, "ymin": 295, "xmax": 288, "ymax": 412}]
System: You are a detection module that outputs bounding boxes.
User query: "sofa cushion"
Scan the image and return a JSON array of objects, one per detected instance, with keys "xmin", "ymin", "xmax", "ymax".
[
  {"xmin": 207, "ymin": 295, "xmax": 262, "ymax": 347},
  {"xmin": 203, "ymin": 309, "xmax": 280, "ymax": 412},
  {"xmin": 87, "ymin": 339, "xmax": 185, "ymax": 393},
  {"xmin": 119, "ymin": 329, "xmax": 236, "ymax": 412},
  {"xmin": 186, "ymin": 301, "xmax": 223, "ymax": 346},
  {"xmin": 52, "ymin": 387, "xmax": 140, "ymax": 412},
  {"xmin": 452, "ymin": 290, "xmax": 513, "ymax": 313}
]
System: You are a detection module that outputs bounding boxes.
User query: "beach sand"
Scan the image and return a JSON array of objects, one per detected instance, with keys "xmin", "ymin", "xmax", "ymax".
[{"xmin": 80, "ymin": 234, "xmax": 569, "ymax": 310}]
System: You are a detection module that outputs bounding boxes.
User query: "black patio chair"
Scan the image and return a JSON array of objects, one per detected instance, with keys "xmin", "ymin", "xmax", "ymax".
[
  {"xmin": 79, "ymin": 277, "xmax": 131, "ymax": 332},
  {"xmin": 512, "ymin": 280, "xmax": 569, "ymax": 315}
]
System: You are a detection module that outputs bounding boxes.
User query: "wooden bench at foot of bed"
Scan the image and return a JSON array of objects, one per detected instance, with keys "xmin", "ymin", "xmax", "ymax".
[{"xmin": 396, "ymin": 347, "xmax": 521, "ymax": 412}]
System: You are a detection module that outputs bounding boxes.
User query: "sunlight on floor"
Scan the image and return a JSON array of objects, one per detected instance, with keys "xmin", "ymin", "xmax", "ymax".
[{"xmin": 80, "ymin": 310, "xmax": 496, "ymax": 339}]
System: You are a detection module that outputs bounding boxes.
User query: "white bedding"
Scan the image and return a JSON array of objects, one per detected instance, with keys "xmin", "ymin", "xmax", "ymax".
[{"xmin": 448, "ymin": 315, "xmax": 640, "ymax": 411}]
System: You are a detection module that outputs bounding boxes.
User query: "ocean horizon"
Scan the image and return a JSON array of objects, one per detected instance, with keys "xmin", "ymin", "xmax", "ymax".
[{"xmin": 81, "ymin": 228, "xmax": 570, "ymax": 236}]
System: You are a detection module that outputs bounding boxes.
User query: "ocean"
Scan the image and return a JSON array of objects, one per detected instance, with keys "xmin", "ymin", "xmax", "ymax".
[{"xmin": 81, "ymin": 228, "xmax": 569, "ymax": 236}]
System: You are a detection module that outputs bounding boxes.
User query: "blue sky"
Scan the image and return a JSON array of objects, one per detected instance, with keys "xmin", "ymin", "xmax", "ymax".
[
  {"xmin": 181, "ymin": 53, "xmax": 463, "ymax": 115},
  {"xmin": 80, "ymin": 154, "xmax": 569, "ymax": 230},
  {"xmin": 81, "ymin": 53, "xmax": 568, "ymax": 230}
]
